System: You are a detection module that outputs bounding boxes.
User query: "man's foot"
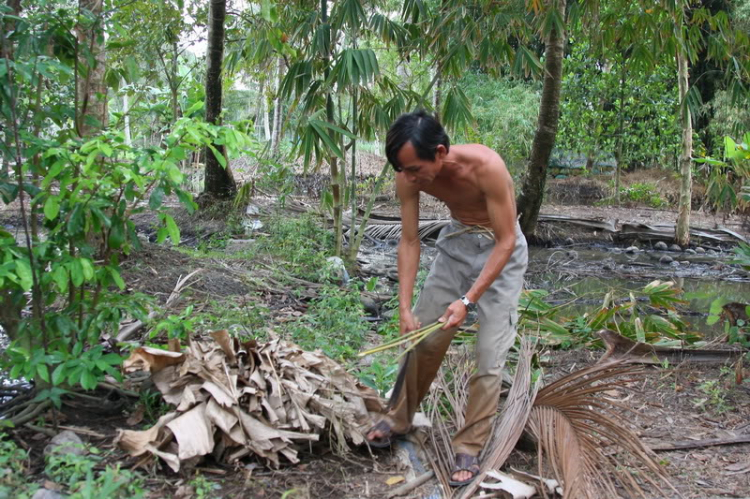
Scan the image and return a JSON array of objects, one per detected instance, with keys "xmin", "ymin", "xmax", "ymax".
[
  {"xmin": 448, "ymin": 453, "xmax": 479, "ymax": 487},
  {"xmin": 365, "ymin": 419, "xmax": 404, "ymax": 448}
]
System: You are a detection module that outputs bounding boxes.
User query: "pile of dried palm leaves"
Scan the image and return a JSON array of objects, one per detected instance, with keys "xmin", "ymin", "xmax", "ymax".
[{"xmin": 115, "ymin": 331, "xmax": 382, "ymax": 471}]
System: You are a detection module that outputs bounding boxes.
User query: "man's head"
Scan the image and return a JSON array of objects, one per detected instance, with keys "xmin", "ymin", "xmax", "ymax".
[{"xmin": 385, "ymin": 110, "xmax": 450, "ymax": 184}]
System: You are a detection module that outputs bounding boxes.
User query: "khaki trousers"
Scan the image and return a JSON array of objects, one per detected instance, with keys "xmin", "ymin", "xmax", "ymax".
[{"xmin": 386, "ymin": 220, "xmax": 528, "ymax": 456}]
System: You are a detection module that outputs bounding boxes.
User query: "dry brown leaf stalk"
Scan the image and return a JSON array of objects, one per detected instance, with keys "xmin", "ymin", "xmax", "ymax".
[
  {"xmin": 526, "ymin": 361, "xmax": 681, "ymax": 499},
  {"xmin": 115, "ymin": 330, "xmax": 383, "ymax": 471}
]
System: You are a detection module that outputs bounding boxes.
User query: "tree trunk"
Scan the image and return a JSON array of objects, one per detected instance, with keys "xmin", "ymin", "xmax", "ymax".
[
  {"xmin": 271, "ymin": 57, "xmax": 283, "ymax": 157},
  {"xmin": 254, "ymin": 78, "xmax": 265, "ymax": 140},
  {"xmin": 263, "ymin": 94, "xmax": 271, "ymax": 141},
  {"xmin": 517, "ymin": 0, "xmax": 566, "ymax": 236},
  {"xmin": 433, "ymin": 68, "xmax": 442, "ymax": 112},
  {"xmin": 1, "ymin": 0, "xmax": 21, "ymax": 175},
  {"xmin": 321, "ymin": 0, "xmax": 343, "ymax": 256},
  {"xmin": 171, "ymin": 41, "xmax": 179, "ymax": 125},
  {"xmin": 76, "ymin": 0, "xmax": 107, "ymax": 136},
  {"xmin": 614, "ymin": 59, "xmax": 627, "ymax": 205},
  {"xmin": 675, "ymin": 46, "xmax": 692, "ymax": 246},
  {"xmin": 202, "ymin": 0, "xmax": 236, "ymax": 199}
]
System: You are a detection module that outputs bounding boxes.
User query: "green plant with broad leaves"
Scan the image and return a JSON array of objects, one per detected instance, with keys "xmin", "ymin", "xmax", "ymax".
[
  {"xmin": 0, "ymin": 0, "xmax": 256, "ymax": 408},
  {"xmin": 695, "ymin": 133, "xmax": 750, "ymax": 213},
  {"xmin": 519, "ymin": 281, "xmax": 700, "ymax": 348}
]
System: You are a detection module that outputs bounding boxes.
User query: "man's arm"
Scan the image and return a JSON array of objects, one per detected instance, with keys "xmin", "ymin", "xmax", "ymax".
[
  {"xmin": 396, "ymin": 176, "xmax": 421, "ymax": 334},
  {"xmin": 440, "ymin": 156, "xmax": 517, "ymax": 329}
]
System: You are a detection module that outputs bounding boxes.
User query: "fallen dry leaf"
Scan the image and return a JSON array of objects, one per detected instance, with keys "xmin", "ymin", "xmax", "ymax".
[
  {"xmin": 386, "ymin": 476, "xmax": 405, "ymax": 486},
  {"xmin": 123, "ymin": 347, "xmax": 185, "ymax": 373}
]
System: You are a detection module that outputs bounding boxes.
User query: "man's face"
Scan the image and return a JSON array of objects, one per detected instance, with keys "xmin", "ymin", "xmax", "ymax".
[{"xmin": 396, "ymin": 141, "xmax": 446, "ymax": 186}]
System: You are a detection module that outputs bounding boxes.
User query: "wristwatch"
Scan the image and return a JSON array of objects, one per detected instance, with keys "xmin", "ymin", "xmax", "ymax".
[{"xmin": 460, "ymin": 295, "xmax": 477, "ymax": 312}]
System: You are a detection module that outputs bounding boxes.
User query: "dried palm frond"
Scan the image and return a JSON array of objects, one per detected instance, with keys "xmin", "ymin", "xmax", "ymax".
[
  {"xmin": 360, "ymin": 219, "xmax": 449, "ymax": 240},
  {"xmin": 525, "ymin": 361, "xmax": 680, "ymax": 499},
  {"xmin": 426, "ymin": 346, "xmax": 473, "ymax": 498},
  {"xmin": 457, "ymin": 337, "xmax": 539, "ymax": 499}
]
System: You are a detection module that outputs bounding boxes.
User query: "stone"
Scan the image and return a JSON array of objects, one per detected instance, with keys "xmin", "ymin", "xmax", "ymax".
[
  {"xmin": 680, "ymin": 261, "xmax": 691, "ymax": 265},
  {"xmin": 670, "ymin": 261, "xmax": 681, "ymax": 268},
  {"xmin": 610, "ymin": 247, "xmax": 622, "ymax": 254},
  {"xmin": 602, "ymin": 262, "xmax": 615, "ymax": 271},
  {"xmin": 695, "ymin": 247, "xmax": 706, "ymax": 254},
  {"xmin": 685, "ymin": 248, "xmax": 697, "ymax": 255},
  {"xmin": 32, "ymin": 489, "xmax": 64, "ymax": 499},
  {"xmin": 659, "ymin": 255, "xmax": 674, "ymax": 264},
  {"xmin": 654, "ymin": 241, "xmax": 668, "ymax": 251},
  {"xmin": 361, "ymin": 295, "xmax": 380, "ymax": 315},
  {"xmin": 670, "ymin": 244, "xmax": 682, "ymax": 252},
  {"xmin": 44, "ymin": 430, "xmax": 84, "ymax": 457},
  {"xmin": 625, "ymin": 246, "xmax": 639, "ymax": 254},
  {"xmin": 706, "ymin": 249, "xmax": 718, "ymax": 257},
  {"xmin": 564, "ymin": 237, "xmax": 574, "ymax": 246}
]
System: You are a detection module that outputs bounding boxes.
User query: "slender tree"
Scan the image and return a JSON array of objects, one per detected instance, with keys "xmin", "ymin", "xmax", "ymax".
[
  {"xmin": 202, "ymin": 0, "xmax": 237, "ymax": 200},
  {"xmin": 517, "ymin": 0, "xmax": 566, "ymax": 236},
  {"xmin": 76, "ymin": 0, "xmax": 107, "ymax": 136}
]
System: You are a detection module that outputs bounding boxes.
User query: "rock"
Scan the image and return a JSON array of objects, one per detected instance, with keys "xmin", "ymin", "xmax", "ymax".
[
  {"xmin": 325, "ymin": 256, "xmax": 350, "ymax": 284},
  {"xmin": 685, "ymin": 248, "xmax": 696, "ymax": 255},
  {"xmin": 659, "ymin": 255, "xmax": 674, "ymax": 264},
  {"xmin": 44, "ymin": 430, "xmax": 84, "ymax": 457},
  {"xmin": 625, "ymin": 246, "xmax": 639, "ymax": 254},
  {"xmin": 361, "ymin": 295, "xmax": 380, "ymax": 315},
  {"xmin": 706, "ymin": 249, "xmax": 718, "ymax": 257},
  {"xmin": 602, "ymin": 262, "xmax": 615, "ymax": 271},
  {"xmin": 654, "ymin": 241, "xmax": 668, "ymax": 251},
  {"xmin": 610, "ymin": 247, "xmax": 622, "ymax": 254},
  {"xmin": 32, "ymin": 489, "xmax": 64, "ymax": 499},
  {"xmin": 564, "ymin": 237, "xmax": 574, "ymax": 246},
  {"xmin": 680, "ymin": 261, "xmax": 691, "ymax": 265},
  {"xmin": 245, "ymin": 204, "xmax": 261, "ymax": 216},
  {"xmin": 670, "ymin": 261, "xmax": 681, "ymax": 268},
  {"xmin": 670, "ymin": 244, "xmax": 682, "ymax": 252},
  {"xmin": 695, "ymin": 247, "xmax": 706, "ymax": 254}
]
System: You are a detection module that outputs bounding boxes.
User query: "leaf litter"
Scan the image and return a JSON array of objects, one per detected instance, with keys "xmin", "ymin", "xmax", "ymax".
[{"xmin": 115, "ymin": 330, "xmax": 382, "ymax": 471}]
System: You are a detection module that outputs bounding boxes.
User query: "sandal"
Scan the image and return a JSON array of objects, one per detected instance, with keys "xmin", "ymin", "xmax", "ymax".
[
  {"xmin": 448, "ymin": 453, "xmax": 480, "ymax": 487},
  {"xmin": 365, "ymin": 419, "xmax": 405, "ymax": 448}
]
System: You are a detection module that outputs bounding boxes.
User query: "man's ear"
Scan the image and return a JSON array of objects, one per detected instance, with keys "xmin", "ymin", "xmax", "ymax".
[{"xmin": 435, "ymin": 144, "xmax": 447, "ymax": 159}]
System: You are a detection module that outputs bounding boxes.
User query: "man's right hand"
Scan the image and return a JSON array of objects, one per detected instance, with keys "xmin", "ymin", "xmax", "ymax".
[{"xmin": 399, "ymin": 309, "xmax": 421, "ymax": 336}]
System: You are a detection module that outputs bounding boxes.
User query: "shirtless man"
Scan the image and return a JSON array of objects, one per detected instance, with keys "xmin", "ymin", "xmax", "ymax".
[{"xmin": 366, "ymin": 110, "xmax": 528, "ymax": 487}]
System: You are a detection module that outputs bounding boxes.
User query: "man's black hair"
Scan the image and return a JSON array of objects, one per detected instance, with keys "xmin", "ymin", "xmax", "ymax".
[{"xmin": 385, "ymin": 110, "xmax": 450, "ymax": 172}]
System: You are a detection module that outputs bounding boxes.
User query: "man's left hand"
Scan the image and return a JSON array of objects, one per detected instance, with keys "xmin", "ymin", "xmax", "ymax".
[{"xmin": 438, "ymin": 300, "xmax": 468, "ymax": 330}]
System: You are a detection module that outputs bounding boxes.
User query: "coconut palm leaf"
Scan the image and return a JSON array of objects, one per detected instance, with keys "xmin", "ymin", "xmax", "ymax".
[{"xmin": 525, "ymin": 361, "xmax": 680, "ymax": 499}]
